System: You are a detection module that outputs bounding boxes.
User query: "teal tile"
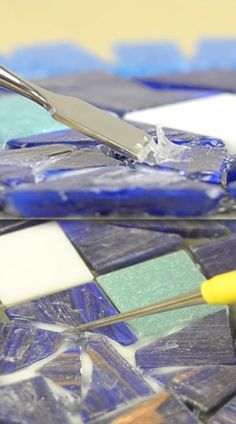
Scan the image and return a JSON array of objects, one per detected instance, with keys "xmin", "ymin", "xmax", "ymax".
[
  {"xmin": 97, "ymin": 251, "xmax": 222, "ymax": 337},
  {"xmin": 0, "ymin": 95, "xmax": 67, "ymax": 147}
]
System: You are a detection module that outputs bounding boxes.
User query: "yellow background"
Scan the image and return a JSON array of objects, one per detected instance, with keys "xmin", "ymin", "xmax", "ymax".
[{"xmin": 1, "ymin": 0, "xmax": 236, "ymax": 58}]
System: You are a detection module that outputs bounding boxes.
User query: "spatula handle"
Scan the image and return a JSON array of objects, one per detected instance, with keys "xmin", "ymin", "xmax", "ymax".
[{"xmin": 0, "ymin": 65, "xmax": 51, "ymax": 110}]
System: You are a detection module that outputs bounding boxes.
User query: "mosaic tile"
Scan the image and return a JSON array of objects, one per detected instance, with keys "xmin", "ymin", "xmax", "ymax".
[
  {"xmin": 6, "ymin": 282, "xmax": 137, "ymax": 346},
  {"xmin": 0, "ymin": 164, "xmax": 34, "ymax": 186},
  {"xmin": 188, "ymin": 235, "xmax": 236, "ymax": 277},
  {"xmin": 151, "ymin": 365, "xmax": 236, "ymax": 413},
  {"xmin": 102, "ymin": 392, "xmax": 199, "ymax": 423},
  {"xmin": 0, "ymin": 222, "xmax": 93, "ymax": 305},
  {"xmin": 40, "ymin": 346, "xmax": 81, "ymax": 397},
  {"xmin": 0, "ymin": 376, "xmax": 72, "ymax": 424},
  {"xmin": 7, "ymin": 128, "xmax": 99, "ymax": 149},
  {"xmin": 97, "ymin": 251, "xmax": 221, "ymax": 337},
  {"xmin": 0, "ymin": 95, "xmax": 68, "ymax": 147},
  {"xmin": 227, "ymin": 155, "xmax": 236, "ymax": 184},
  {"xmin": 208, "ymin": 394, "xmax": 236, "ymax": 423},
  {"xmin": 135, "ymin": 310, "xmax": 235, "ymax": 367},
  {"xmin": 60, "ymin": 221, "xmax": 183, "ymax": 274},
  {"xmin": 3, "ymin": 167, "xmax": 224, "ymax": 217},
  {"xmin": 0, "ymin": 322, "xmax": 64, "ymax": 374},
  {"xmin": 139, "ymin": 69, "xmax": 236, "ymax": 92},
  {"xmin": 111, "ymin": 220, "xmax": 229, "ymax": 238},
  {"xmin": 79, "ymin": 335, "xmax": 153, "ymax": 422},
  {"xmin": 32, "ymin": 71, "xmax": 165, "ymax": 116}
]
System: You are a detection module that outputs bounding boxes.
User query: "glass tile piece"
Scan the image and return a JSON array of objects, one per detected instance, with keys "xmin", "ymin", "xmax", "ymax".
[
  {"xmin": 188, "ymin": 235, "xmax": 236, "ymax": 277},
  {"xmin": 0, "ymin": 164, "xmax": 34, "ymax": 186},
  {"xmin": 111, "ymin": 220, "xmax": 229, "ymax": 239},
  {"xmin": 40, "ymin": 346, "xmax": 81, "ymax": 397},
  {"xmin": 60, "ymin": 221, "xmax": 183, "ymax": 274},
  {"xmin": 227, "ymin": 155, "xmax": 236, "ymax": 184},
  {"xmin": 6, "ymin": 282, "xmax": 137, "ymax": 346},
  {"xmin": 0, "ymin": 322, "xmax": 64, "ymax": 374},
  {"xmin": 0, "ymin": 95, "xmax": 67, "ymax": 147},
  {"xmin": 0, "ymin": 220, "xmax": 40, "ymax": 235},
  {"xmin": 135, "ymin": 310, "xmax": 236, "ymax": 367},
  {"xmin": 138, "ymin": 69, "xmax": 236, "ymax": 93},
  {"xmin": 79, "ymin": 335, "xmax": 153, "ymax": 422},
  {"xmin": 208, "ymin": 394, "xmax": 236, "ymax": 424},
  {"xmin": 151, "ymin": 365, "xmax": 236, "ymax": 413},
  {"xmin": 3, "ymin": 167, "xmax": 224, "ymax": 217},
  {"xmin": 104, "ymin": 392, "xmax": 199, "ymax": 424},
  {"xmin": 7, "ymin": 42, "xmax": 108, "ymax": 79},
  {"xmin": 0, "ymin": 222, "xmax": 94, "ymax": 305},
  {"xmin": 0, "ymin": 376, "xmax": 72, "ymax": 424},
  {"xmin": 97, "ymin": 251, "xmax": 221, "ymax": 337},
  {"xmin": 34, "ymin": 71, "xmax": 168, "ymax": 115},
  {"xmin": 228, "ymin": 181, "xmax": 236, "ymax": 201},
  {"xmin": 7, "ymin": 128, "xmax": 99, "ymax": 149}
]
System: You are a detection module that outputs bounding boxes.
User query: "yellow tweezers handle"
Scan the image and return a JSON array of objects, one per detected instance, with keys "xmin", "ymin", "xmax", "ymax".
[{"xmin": 201, "ymin": 270, "xmax": 236, "ymax": 305}]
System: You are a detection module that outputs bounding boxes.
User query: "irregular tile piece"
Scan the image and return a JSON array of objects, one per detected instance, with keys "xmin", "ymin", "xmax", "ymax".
[
  {"xmin": 40, "ymin": 346, "xmax": 81, "ymax": 397},
  {"xmin": 139, "ymin": 69, "xmax": 236, "ymax": 92},
  {"xmin": 104, "ymin": 392, "xmax": 199, "ymax": 424},
  {"xmin": 0, "ymin": 95, "xmax": 67, "ymax": 147},
  {"xmin": 79, "ymin": 335, "xmax": 153, "ymax": 422},
  {"xmin": 98, "ymin": 251, "xmax": 221, "ymax": 337},
  {"xmin": 6, "ymin": 282, "xmax": 137, "ymax": 346},
  {"xmin": 3, "ymin": 167, "xmax": 224, "ymax": 217},
  {"xmin": 7, "ymin": 128, "xmax": 99, "ymax": 149},
  {"xmin": 0, "ymin": 376, "xmax": 71, "ymax": 424},
  {"xmin": 228, "ymin": 181, "xmax": 236, "ymax": 201},
  {"xmin": 0, "ymin": 322, "xmax": 64, "ymax": 374},
  {"xmin": 0, "ymin": 220, "xmax": 40, "ymax": 235},
  {"xmin": 111, "ymin": 220, "xmax": 229, "ymax": 239},
  {"xmin": 151, "ymin": 365, "xmax": 236, "ymax": 412},
  {"xmin": 0, "ymin": 164, "xmax": 34, "ymax": 186},
  {"xmin": 208, "ymin": 394, "xmax": 236, "ymax": 423},
  {"xmin": 188, "ymin": 235, "xmax": 236, "ymax": 277},
  {"xmin": 0, "ymin": 222, "xmax": 93, "ymax": 305},
  {"xmin": 125, "ymin": 94, "xmax": 236, "ymax": 154},
  {"xmin": 227, "ymin": 155, "xmax": 236, "ymax": 183},
  {"xmin": 135, "ymin": 310, "xmax": 235, "ymax": 367},
  {"xmin": 35, "ymin": 71, "xmax": 167, "ymax": 115},
  {"xmin": 60, "ymin": 221, "xmax": 183, "ymax": 274}
]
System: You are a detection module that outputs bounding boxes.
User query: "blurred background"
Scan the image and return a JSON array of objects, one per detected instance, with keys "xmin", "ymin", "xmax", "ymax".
[{"xmin": 2, "ymin": 0, "xmax": 236, "ymax": 57}]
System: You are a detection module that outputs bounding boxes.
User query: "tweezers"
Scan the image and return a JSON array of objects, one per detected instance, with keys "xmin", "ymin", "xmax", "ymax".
[{"xmin": 0, "ymin": 66, "xmax": 154, "ymax": 161}]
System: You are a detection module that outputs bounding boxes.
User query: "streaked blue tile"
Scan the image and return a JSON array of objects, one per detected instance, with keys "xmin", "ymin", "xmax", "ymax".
[{"xmin": 208, "ymin": 394, "xmax": 236, "ymax": 423}]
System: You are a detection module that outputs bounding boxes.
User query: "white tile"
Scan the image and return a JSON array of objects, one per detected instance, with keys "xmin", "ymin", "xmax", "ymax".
[
  {"xmin": 125, "ymin": 93, "xmax": 236, "ymax": 154},
  {"xmin": 0, "ymin": 222, "xmax": 93, "ymax": 305}
]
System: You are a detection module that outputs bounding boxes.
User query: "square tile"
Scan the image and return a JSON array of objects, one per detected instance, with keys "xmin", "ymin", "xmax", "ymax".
[{"xmin": 0, "ymin": 221, "xmax": 93, "ymax": 305}]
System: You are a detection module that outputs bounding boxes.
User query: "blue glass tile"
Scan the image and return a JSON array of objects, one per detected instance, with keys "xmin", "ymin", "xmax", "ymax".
[
  {"xmin": 208, "ymin": 394, "xmax": 236, "ymax": 423},
  {"xmin": 110, "ymin": 220, "xmax": 229, "ymax": 239},
  {"xmin": 193, "ymin": 38, "xmax": 236, "ymax": 71},
  {"xmin": 60, "ymin": 221, "xmax": 183, "ymax": 274},
  {"xmin": 5, "ymin": 42, "xmax": 108, "ymax": 79},
  {"xmin": 188, "ymin": 235, "xmax": 236, "ymax": 277},
  {"xmin": 151, "ymin": 365, "xmax": 236, "ymax": 413},
  {"xmin": 135, "ymin": 311, "xmax": 236, "ymax": 368},
  {"xmin": 228, "ymin": 181, "xmax": 236, "ymax": 200},
  {"xmin": 102, "ymin": 392, "xmax": 199, "ymax": 423},
  {"xmin": 0, "ymin": 322, "xmax": 64, "ymax": 374},
  {"xmin": 6, "ymin": 282, "xmax": 137, "ymax": 346},
  {"xmin": 40, "ymin": 346, "xmax": 81, "ymax": 397},
  {"xmin": 79, "ymin": 335, "xmax": 153, "ymax": 422},
  {"xmin": 138, "ymin": 69, "xmax": 236, "ymax": 93},
  {"xmin": 113, "ymin": 41, "xmax": 188, "ymax": 77},
  {"xmin": 0, "ymin": 376, "xmax": 71, "ymax": 424},
  {"xmin": 227, "ymin": 155, "xmax": 236, "ymax": 184},
  {"xmin": 3, "ymin": 167, "xmax": 224, "ymax": 217},
  {"xmin": 7, "ymin": 129, "xmax": 99, "ymax": 150},
  {"xmin": 0, "ymin": 164, "xmax": 34, "ymax": 187}
]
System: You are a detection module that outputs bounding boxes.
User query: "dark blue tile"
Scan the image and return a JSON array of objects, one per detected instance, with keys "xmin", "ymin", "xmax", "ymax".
[
  {"xmin": 3, "ymin": 167, "xmax": 224, "ymax": 217},
  {"xmin": 60, "ymin": 221, "xmax": 183, "ymax": 273},
  {"xmin": 40, "ymin": 346, "xmax": 81, "ymax": 397},
  {"xmin": 6, "ymin": 282, "xmax": 137, "ymax": 346},
  {"xmin": 227, "ymin": 156, "xmax": 236, "ymax": 184},
  {"xmin": 79, "ymin": 335, "xmax": 153, "ymax": 422},
  {"xmin": 135, "ymin": 311, "xmax": 236, "ymax": 368},
  {"xmin": 188, "ymin": 235, "xmax": 236, "ymax": 277},
  {"xmin": 151, "ymin": 365, "xmax": 236, "ymax": 412},
  {"xmin": 0, "ymin": 376, "xmax": 72, "ymax": 424},
  {"xmin": 208, "ymin": 394, "xmax": 236, "ymax": 423},
  {"xmin": 0, "ymin": 322, "xmax": 64, "ymax": 374},
  {"xmin": 7, "ymin": 129, "xmax": 99, "ymax": 150}
]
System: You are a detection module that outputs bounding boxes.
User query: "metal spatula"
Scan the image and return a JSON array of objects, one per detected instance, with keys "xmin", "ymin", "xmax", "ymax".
[{"xmin": 0, "ymin": 66, "xmax": 154, "ymax": 161}]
